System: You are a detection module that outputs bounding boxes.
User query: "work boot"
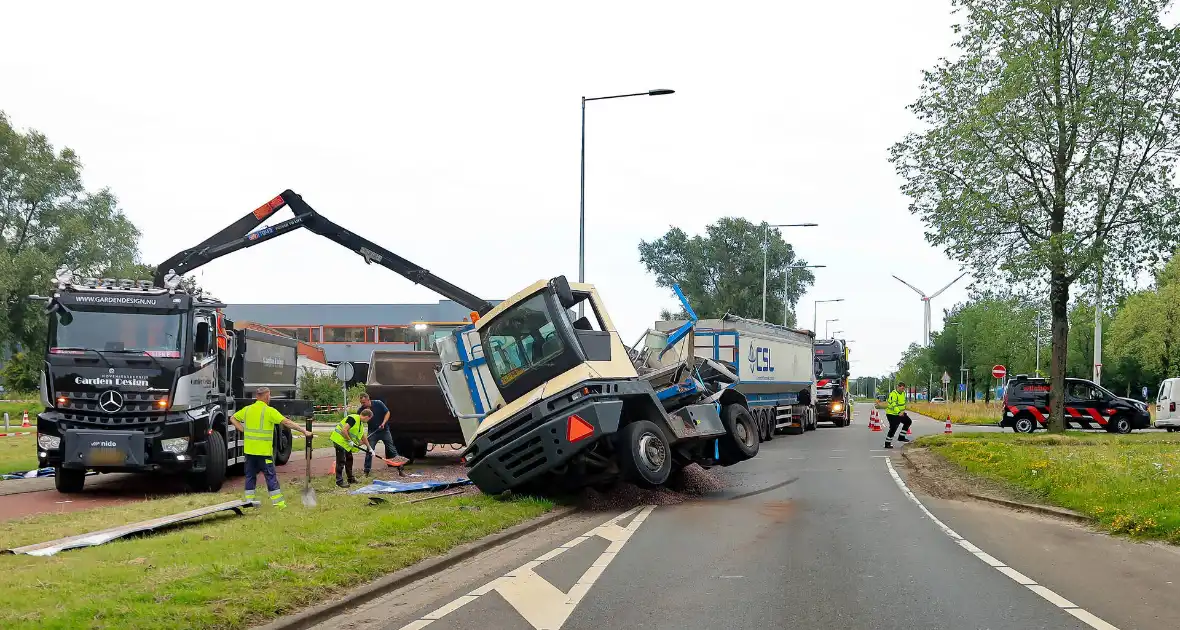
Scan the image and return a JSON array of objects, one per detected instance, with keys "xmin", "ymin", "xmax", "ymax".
[
  {"xmin": 336, "ymin": 478, "xmax": 349, "ymax": 488},
  {"xmin": 898, "ymin": 435, "xmax": 910, "ymax": 443},
  {"xmin": 883, "ymin": 443, "xmax": 894, "ymax": 449},
  {"xmin": 348, "ymin": 476, "xmax": 358, "ymax": 485},
  {"xmin": 363, "ymin": 470, "xmax": 371, "ymax": 477}
]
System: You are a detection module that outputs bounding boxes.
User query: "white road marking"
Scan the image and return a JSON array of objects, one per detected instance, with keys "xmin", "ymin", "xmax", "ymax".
[
  {"xmin": 884, "ymin": 458, "xmax": 1119, "ymax": 630},
  {"xmin": 396, "ymin": 505, "xmax": 656, "ymax": 630}
]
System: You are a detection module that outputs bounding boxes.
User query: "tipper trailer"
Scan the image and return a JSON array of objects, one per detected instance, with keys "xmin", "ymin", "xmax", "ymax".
[{"xmin": 657, "ymin": 315, "xmax": 820, "ymax": 438}]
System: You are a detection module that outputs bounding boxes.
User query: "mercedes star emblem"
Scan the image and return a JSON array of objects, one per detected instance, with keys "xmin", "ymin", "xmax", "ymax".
[{"xmin": 98, "ymin": 390, "xmax": 123, "ymax": 413}]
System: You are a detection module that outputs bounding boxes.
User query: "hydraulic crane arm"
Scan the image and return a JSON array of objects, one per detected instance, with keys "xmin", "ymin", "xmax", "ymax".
[{"xmin": 154, "ymin": 190, "xmax": 494, "ymax": 315}]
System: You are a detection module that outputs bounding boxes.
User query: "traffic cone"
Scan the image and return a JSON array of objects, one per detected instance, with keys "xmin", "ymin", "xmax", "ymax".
[
  {"xmin": 944, "ymin": 418, "xmax": 953, "ymax": 434},
  {"xmin": 21, "ymin": 411, "xmax": 30, "ymax": 428},
  {"xmin": 868, "ymin": 409, "xmax": 876, "ymax": 430},
  {"xmin": 329, "ymin": 461, "xmax": 336, "ymax": 476}
]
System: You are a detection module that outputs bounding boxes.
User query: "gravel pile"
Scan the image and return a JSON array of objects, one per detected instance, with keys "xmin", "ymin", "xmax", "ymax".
[{"xmin": 577, "ymin": 464, "xmax": 729, "ymax": 510}]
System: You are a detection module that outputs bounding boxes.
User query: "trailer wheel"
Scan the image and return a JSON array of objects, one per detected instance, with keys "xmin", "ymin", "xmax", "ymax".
[
  {"xmin": 617, "ymin": 420, "xmax": 672, "ymax": 487},
  {"xmin": 720, "ymin": 405, "xmax": 760, "ymax": 462},
  {"xmin": 54, "ymin": 467, "xmax": 86, "ymax": 494},
  {"xmin": 273, "ymin": 426, "xmax": 293, "ymax": 466},
  {"xmin": 189, "ymin": 432, "xmax": 227, "ymax": 492},
  {"xmin": 762, "ymin": 408, "xmax": 774, "ymax": 441}
]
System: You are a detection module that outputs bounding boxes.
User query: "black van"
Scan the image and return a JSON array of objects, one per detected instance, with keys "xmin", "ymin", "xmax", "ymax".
[{"xmin": 1001, "ymin": 375, "xmax": 1151, "ymax": 434}]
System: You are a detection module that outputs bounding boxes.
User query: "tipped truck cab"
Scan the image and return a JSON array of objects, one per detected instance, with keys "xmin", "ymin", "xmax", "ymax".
[
  {"xmin": 1002, "ymin": 375, "xmax": 1151, "ymax": 434},
  {"xmin": 437, "ymin": 277, "xmax": 759, "ymax": 495}
]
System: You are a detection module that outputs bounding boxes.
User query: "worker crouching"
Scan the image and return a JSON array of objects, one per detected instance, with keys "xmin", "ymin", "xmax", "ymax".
[{"xmin": 330, "ymin": 408, "xmax": 371, "ymax": 488}]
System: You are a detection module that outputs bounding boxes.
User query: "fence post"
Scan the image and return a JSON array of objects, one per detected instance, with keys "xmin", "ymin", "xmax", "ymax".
[{"xmin": 3, "ymin": 412, "xmax": 7, "ymax": 432}]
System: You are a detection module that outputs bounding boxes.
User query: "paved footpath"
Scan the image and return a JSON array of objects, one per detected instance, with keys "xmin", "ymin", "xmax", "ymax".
[{"xmin": 309, "ymin": 406, "xmax": 1177, "ymax": 630}]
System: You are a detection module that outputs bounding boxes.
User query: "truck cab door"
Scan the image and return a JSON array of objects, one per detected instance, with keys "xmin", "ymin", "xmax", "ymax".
[{"xmin": 1158, "ymin": 380, "xmax": 1174, "ymax": 423}]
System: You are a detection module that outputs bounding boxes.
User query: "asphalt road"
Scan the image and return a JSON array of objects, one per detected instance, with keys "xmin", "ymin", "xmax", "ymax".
[{"xmin": 309, "ymin": 405, "xmax": 1173, "ymax": 630}]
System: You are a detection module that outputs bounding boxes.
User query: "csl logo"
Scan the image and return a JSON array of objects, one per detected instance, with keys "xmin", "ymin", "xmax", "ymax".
[{"xmin": 747, "ymin": 342, "xmax": 775, "ymax": 373}]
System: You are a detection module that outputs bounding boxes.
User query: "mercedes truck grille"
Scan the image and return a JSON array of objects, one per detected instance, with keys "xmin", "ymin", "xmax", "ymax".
[{"xmin": 57, "ymin": 390, "xmax": 168, "ymax": 414}]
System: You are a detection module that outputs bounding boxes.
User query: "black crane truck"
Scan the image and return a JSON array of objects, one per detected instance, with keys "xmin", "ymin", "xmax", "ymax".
[
  {"xmin": 33, "ymin": 191, "xmax": 495, "ymax": 495},
  {"xmin": 34, "ymin": 270, "xmax": 311, "ymax": 494},
  {"xmin": 813, "ymin": 338, "xmax": 851, "ymax": 427}
]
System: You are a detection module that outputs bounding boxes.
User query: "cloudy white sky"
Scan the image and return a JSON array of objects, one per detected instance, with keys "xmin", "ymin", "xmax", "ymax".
[{"xmin": 2, "ymin": 0, "xmax": 976, "ymax": 376}]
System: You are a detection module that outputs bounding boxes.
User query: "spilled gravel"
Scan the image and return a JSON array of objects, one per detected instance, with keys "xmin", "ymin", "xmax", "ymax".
[{"xmin": 576, "ymin": 464, "xmax": 730, "ymax": 510}]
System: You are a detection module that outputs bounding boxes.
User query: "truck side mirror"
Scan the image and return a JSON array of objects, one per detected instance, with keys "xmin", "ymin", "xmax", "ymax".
[
  {"xmin": 194, "ymin": 322, "xmax": 210, "ymax": 354},
  {"xmin": 551, "ymin": 275, "xmax": 576, "ymax": 309}
]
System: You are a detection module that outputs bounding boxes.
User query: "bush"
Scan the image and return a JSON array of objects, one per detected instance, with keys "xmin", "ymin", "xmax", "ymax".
[
  {"xmin": 297, "ymin": 369, "xmax": 369, "ymax": 411},
  {"xmin": 1, "ymin": 353, "xmax": 40, "ymax": 393}
]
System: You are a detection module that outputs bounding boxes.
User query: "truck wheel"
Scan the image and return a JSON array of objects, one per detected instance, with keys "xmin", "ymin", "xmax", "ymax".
[
  {"xmin": 720, "ymin": 405, "xmax": 760, "ymax": 462},
  {"xmin": 617, "ymin": 420, "xmax": 672, "ymax": 487},
  {"xmin": 1012, "ymin": 415, "xmax": 1036, "ymax": 434},
  {"xmin": 189, "ymin": 432, "xmax": 227, "ymax": 492},
  {"xmin": 762, "ymin": 408, "xmax": 774, "ymax": 441},
  {"xmin": 54, "ymin": 467, "xmax": 86, "ymax": 494},
  {"xmin": 413, "ymin": 442, "xmax": 429, "ymax": 459},
  {"xmin": 273, "ymin": 427, "xmax": 293, "ymax": 466},
  {"xmin": 804, "ymin": 408, "xmax": 817, "ymax": 431}
]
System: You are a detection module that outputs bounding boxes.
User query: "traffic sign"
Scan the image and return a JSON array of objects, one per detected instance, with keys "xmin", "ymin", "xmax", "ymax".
[
  {"xmin": 941, "ymin": 371, "xmax": 951, "ymax": 384},
  {"xmin": 335, "ymin": 361, "xmax": 355, "ymax": 382},
  {"xmin": 991, "ymin": 365, "xmax": 1006, "ymax": 379},
  {"xmin": 958, "ymin": 383, "xmax": 966, "ymax": 392},
  {"xmin": 1143, "ymin": 386, "xmax": 1149, "ymax": 399}
]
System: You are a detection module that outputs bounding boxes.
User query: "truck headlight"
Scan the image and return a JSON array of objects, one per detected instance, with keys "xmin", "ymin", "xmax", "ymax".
[
  {"xmin": 161, "ymin": 437, "xmax": 190, "ymax": 454},
  {"xmin": 832, "ymin": 403, "xmax": 843, "ymax": 412},
  {"xmin": 38, "ymin": 434, "xmax": 60, "ymax": 450}
]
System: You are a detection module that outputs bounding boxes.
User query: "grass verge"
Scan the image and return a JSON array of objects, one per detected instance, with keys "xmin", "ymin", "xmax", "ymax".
[
  {"xmin": 0, "ymin": 478, "xmax": 553, "ymax": 629},
  {"xmin": 0, "ymin": 434, "xmax": 38, "ymax": 474},
  {"xmin": 0, "ymin": 400, "xmax": 38, "ymax": 428},
  {"xmin": 909, "ymin": 401, "xmax": 1001, "ymax": 425},
  {"xmin": 916, "ymin": 432, "xmax": 1180, "ymax": 543}
]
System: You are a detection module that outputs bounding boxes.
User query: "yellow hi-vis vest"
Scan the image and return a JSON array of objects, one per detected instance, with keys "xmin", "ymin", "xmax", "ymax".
[
  {"xmin": 886, "ymin": 390, "xmax": 907, "ymax": 415},
  {"xmin": 330, "ymin": 414, "xmax": 365, "ymax": 452},
  {"xmin": 234, "ymin": 400, "xmax": 282, "ymax": 457}
]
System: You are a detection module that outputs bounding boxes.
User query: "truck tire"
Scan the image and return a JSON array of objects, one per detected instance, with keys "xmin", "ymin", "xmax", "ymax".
[
  {"xmin": 720, "ymin": 404, "xmax": 759, "ymax": 462},
  {"xmin": 189, "ymin": 432, "xmax": 228, "ymax": 492},
  {"xmin": 273, "ymin": 427, "xmax": 293, "ymax": 466},
  {"xmin": 394, "ymin": 438, "xmax": 417, "ymax": 463},
  {"xmin": 762, "ymin": 408, "xmax": 774, "ymax": 441},
  {"xmin": 1012, "ymin": 415, "xmax": 1036, "ymax": 434},
  {"xmin": 413, "ymin": 442, "xmax": 429, "ymax": 459},
  {"xmin": 804, "ymin": 407, "xmax": 818, "ymax": 431},
  {"xmin": 617, "ymin": 420, "xmax": 672, "ymax": 487},
  {"xmin": 1107, "ymin": 415, "xmax": 1133, "ymax": 434},
  {"xmin": 54, "ymin": 467, "xmax": 86, "ymax": 494}
]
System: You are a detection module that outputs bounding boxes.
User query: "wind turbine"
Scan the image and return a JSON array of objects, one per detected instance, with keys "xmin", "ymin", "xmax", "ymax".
[{"xmin": 892, "ymin": 273, "xmax": 967, "ymax": 346}]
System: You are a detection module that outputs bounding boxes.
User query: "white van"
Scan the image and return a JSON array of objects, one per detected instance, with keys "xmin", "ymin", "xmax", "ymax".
[{"xmin": 1155, "ymin": 378, "xmax": 1180, "ymax": 431}]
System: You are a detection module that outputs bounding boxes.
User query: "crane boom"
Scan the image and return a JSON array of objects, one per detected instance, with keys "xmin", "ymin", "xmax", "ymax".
[{"xmin": 154, "ymin": 190, "xmax": 493, "ymax": 315}]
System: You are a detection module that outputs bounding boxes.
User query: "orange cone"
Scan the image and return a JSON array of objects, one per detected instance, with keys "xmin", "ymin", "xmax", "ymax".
[
  {"xmin": 21, "ymin": 411, "xmax": 30, "ymax": 428},
  {"xmin": 944, "ymin": 418, "xmax": 953, "ymax": 434},
  {"xmin": 329, "ymin": 461, "xmax": 336, "ymax": 476}
]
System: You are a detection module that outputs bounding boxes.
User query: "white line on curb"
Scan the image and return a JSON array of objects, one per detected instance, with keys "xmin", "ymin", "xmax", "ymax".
[{"xmin": 885, "ymin": 458, "xmax": 1119, "ymax": 630}]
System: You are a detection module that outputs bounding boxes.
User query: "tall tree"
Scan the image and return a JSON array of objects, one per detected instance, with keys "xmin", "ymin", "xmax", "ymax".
[
  {"xmin": 0, "ymin": 112, "xmax": 143, "ymax": 354},
  {"xmin": 890, "ymin": 0, "xmax": 1180, "ymax": 431},
  {"xmin": 639, "ymin": 217, "xmax": 815, "ymax": 327}
]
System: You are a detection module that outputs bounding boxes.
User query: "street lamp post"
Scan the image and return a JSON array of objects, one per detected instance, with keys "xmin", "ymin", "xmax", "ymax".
[
  {"xmin": 825, "ymin": 318, "xmax": 839, "ymax": 338},
  {"xmin": 761, "ymin": 223, "xmax": 818, "ymax": 320},
  {"xmin": 947, "ymin": 321, "xmax": 965, "ymax": 401},
  {"xmin": 813, "ymin": 298, "xmax": 844, "ymax": 335},
  {"xmin": 580, "ymin": 88, "xmax": 675, "ymax": 317},
  {"xmin": 781, "ymin": 263, "xmax": 826, "ymax": 326}
]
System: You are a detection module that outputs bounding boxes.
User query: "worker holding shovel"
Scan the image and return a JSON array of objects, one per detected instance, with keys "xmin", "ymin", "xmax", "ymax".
[
  {"xmin": 230, "ymin": 386, "xmax": 314, "ymax": 509},
  {"xmin": 330, "ymin": 408, "xmax": 371, "ymax": 488}
]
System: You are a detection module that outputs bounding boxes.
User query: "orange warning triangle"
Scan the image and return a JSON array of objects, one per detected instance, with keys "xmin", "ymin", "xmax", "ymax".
[{"xmin": 567, "ymin": 414, "xmax": 594, "ymax": 442}]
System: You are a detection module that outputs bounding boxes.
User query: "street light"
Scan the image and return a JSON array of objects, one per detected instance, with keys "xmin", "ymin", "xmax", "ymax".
[
  {"xmin": 780, "ymin": 264, "xmax": 826, "ymax": 326},
  {"xmin": 813, "ymin": 298, "xmax": 844, "ymax": 334},
  {"xmin": 761, "ymin": 223, "xmax": 818, "ymax": 320},
  {"xmin": 825, "ymin": 318, "xmax": 839, "ymax": 338},
  {"xmin": 580, "ymin": 88, "xmax": 675, "ymax": 317},
  {"xmin": 947, "ymin": 321, "xmax": 966, "ymax": 401}
]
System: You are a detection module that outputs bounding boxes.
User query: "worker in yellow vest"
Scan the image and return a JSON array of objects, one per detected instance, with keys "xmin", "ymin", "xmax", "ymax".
[
  {"xmin": 330, "ymin": 408, "xmax": 371, "ymax": 488},
  {"xmin": 229, "ymin": 386, "xmax": 314, "ymax": 508},
  {"xmin": 884, "ymin": 382, "xmax": 912, "ymax": 449}
]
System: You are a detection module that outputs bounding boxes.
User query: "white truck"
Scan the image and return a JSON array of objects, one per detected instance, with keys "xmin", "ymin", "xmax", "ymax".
[
  {"xmin": 656, "ymin": 315, "xmax": 819, "ymax": 439},
  {"xmin": 1155, "ymin": 377, "xmax": 1179, "ymax": 432}
]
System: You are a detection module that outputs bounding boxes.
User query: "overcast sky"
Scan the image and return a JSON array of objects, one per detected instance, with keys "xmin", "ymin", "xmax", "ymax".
[{"xmin": 2, "ymin": 0, "xmax": 978, "ymax": 377}]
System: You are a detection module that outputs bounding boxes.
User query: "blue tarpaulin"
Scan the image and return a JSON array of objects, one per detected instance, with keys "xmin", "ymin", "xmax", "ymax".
[
  {"xmin": 1, "ymin": 467, "xmax": 56, "ymax": 480},
  {"xmin": 349, "ymin": 478, "xmax": 472, "ymax": 495}
]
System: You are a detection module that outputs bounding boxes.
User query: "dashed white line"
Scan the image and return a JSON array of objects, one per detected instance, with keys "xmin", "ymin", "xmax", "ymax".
[{"xmin": 885, "ymin": 458, "xmax": 1119, "ymax": 630}]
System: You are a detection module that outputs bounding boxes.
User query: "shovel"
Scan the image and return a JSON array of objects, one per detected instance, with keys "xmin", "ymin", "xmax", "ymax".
[
  {"xmin": 301, "ymin": 418, "xmax": 317, "ymax": 508},
  {"xmin": 358, "ymin": 444, "xmax": 407, "ymax": 477}
]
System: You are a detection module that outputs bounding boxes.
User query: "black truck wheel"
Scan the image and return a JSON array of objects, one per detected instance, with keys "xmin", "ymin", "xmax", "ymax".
[
  {"xmin": 617, "ymin": 420, "xmax": 672, "ymax": 487},
  {"xmin": 54, "ymin": 467, "xmax": 86, "ymax": 494},
  {"xmin": 273, "ymin": 427, "xmax": 293, "ymax": 466},
  {"xmin": 762, "ymin": 408, "xmax": 774, "ymax": 441},
  {"xmin": 720, "ymin": 404, "xmax": 760, "ymax": 463},
  {"xmin": 189, "ymin": 432, "xmax": 228, "ymax": 492},
  {"xmin": 394, "ymin": 438, "xmax": 417, "ymax": 463}
]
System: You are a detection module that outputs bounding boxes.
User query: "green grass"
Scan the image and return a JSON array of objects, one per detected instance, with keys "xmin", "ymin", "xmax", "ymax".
[
  {"xmin": 909, "ymin": 401, "xmax": 1001, "ymax": 425},
  {"xmin": 0, "ymin": 400, "xmax": 38, "ymax": 428},
  {"xmin": 0, "ymin": 479, "xmax": 553, "ymax": 629},
  {"xmin": 0, "ymin": 435, "xmax": 38, "ymax": 474},
  {"xmin": 916, "ymin": 432, "xmax": 1180, "ymax": 543}
]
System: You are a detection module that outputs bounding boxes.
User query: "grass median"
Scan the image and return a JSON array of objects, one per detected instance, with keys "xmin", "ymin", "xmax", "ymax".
[
  {"xmin": 0, "ymin": 435, "xmax": 38, "ymax": 474},
  {"xmin": 916, "ymin": 432, "xmax": 1180, "ymax": 543},
  {"xmin": 0, "ymin": 400, "xmax": 38, "ymax": 428},
  {"xmin": 0, "ymin": 477, "xmax": 553, "ymax": 630},
  {"xmin": 909, "ymin": 401, "xmax": 1001, "ymax": 425}
]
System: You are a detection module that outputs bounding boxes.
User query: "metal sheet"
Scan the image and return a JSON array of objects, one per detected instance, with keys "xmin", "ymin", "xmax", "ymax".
[
  {"xmin": 348, "ymin": 478, "xmax": 472, "ymax": 495},
  {"xmin": 4, "ymin": 499, "xmax": 254, "ymax": 556}
]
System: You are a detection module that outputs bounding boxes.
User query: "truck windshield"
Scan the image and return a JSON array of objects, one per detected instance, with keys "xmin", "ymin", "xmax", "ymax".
[
  {"xmin": 818, "ymin": 359, "xmax": 842, "ymax": 378},
  {"xmin": 480, "ymin": 292, "xmax": 576, "ymax": 401},
  {"xmin": 51, "ymin": 310, "xmax": 184, "ymax": 358}
]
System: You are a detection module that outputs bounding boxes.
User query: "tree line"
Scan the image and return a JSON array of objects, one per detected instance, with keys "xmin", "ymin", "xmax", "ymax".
[
  {"xmin": 886, "ymin": 251, "xmax": 1180, "ymax": 402},
  {"xmin": 0, "ymin": 112, "xmax": 163, "ymax": 391}
]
